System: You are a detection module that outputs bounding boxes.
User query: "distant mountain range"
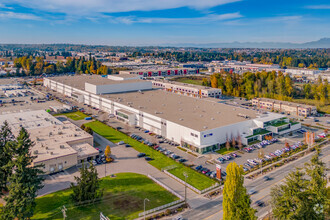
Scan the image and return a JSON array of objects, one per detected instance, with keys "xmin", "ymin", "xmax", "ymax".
[{"xmin": 162, "ymin": 38, "xmax": 330, "ymax": 48}]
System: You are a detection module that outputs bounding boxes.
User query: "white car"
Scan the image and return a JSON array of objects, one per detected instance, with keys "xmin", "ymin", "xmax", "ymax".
[{"xmin": 117, "ymin": 141, "xmax": 125, "ymax": 145}]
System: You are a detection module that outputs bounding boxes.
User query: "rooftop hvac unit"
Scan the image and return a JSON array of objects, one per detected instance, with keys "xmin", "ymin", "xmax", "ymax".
[
  {"xmin": 179, "ymin": 118, "xmax": 183, "ymax": 121},
  {"xmin": 60, "ymin": 145, "xmax": 65, "ymax": 149},
  {"xmin": 33, "ymin": 150, "xmax": 38, "ymax": 154}
]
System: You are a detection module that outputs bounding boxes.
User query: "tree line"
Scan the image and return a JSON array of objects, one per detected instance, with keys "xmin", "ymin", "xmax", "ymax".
[
  {"xmin": 202, "ymin": 71, "xmax": 329, "ymax": 106},
  {"xmin": 12, "ymin": 55, "xmax": 109, "ymax": 76},
  {"xmin": 150, "ymin": 49, "xmax": 330, "ymax": 68}
]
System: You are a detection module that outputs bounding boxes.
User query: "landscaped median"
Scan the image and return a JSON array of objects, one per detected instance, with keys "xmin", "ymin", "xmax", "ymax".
[
  {"xmin": 84, "ymin": 121, "xmax": 218, "ymax": 191},
  {"xmin": 32, "ymin": 173, "xmax": 178, "ymax": 220},
  {"xmin": 216, "ymin": 147, "xmax": 236, "ymax": 155},
  {"xmin": 54, "ymin": 111, "xmax": 89, "ymax": 121}
]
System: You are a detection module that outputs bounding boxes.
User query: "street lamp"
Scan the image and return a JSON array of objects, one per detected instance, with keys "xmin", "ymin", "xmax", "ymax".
[
  {"xmin": 144, "ymin": 198, "xmax": 150, "ymax": 220},
  {"xmin": 183, "ymin": 172, "xmax": 188, "ymax": 203},
  {"xmin": 104, "ymin": 162, "xmax": 106, "ymax": 177}
]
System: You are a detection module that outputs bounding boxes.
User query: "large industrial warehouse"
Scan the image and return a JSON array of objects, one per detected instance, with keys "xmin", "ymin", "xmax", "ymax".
[{"xmin": 44, "ymin": 75, "xmax": 301, "ymax": 154}]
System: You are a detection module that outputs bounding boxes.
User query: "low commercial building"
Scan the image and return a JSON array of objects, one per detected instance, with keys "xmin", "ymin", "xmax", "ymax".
[
  {"xmin": 0, "ymin": 110, "xmax": 98, "ymax": 174},
  {"xmin": 285, "ymin": 69, "xmax": 320, "ymax": 76},
  {"xmin": 152, "ymin": 80, "xmax": 222, "ymax": 98},
  {"xmin": 252, "ymin": 98, "xmax": 317, "ymax": 117},
  {"xmin": 44, "ymin": 75, "xmax": 300, "ymax": 154},
  {"xmin": 119, "ymin": 68, "xmax": 199, "ymax": 77}
]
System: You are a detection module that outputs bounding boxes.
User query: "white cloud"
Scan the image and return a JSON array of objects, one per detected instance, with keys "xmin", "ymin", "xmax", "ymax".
[
  {"xmin": 0, "ymin": 11, "xmax": 41, "ymax": 20},
  {"xmin": 305, "ymin": 5, "xmax": 330, "ymax": 9},
  {"xmin": 264, "ymin": 16, "xmax": 302, "ymax": 22},
  {"xmin": 0, "ymin": 3, "xmax": 13, "ymax": 9},
  {"xmin": 107, "ymin": 12, "xmax": 242, "ymax": 24},
  {"xmin": 0, "ymin": 0, "xmax": 242, "ymax": 15}
]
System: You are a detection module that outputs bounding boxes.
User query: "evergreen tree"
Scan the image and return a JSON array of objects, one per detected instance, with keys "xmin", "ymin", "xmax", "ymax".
[
  {"xmin": 304, "ymin": 149, "xmax": 328, "ymax": 219},
  {"xmin": 223, "ymin": 162, "xmax": 257, "ymax": 220},
  {"xmin": 0, "ymin": 121, "xmax": 14, "ymax": 195},
  {"xmin": 271, "ymin": 169, "xmax": 310, "ymax": 219},
  {"xmin": 70, "ymin": 163, "xmax": 103, "ymax": 204},
  {"xmin": 1, "ymin": 127, "xmax": 44, "ymax": 219}
]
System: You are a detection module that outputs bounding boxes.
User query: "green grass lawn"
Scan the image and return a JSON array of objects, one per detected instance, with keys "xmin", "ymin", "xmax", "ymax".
[
  {"xmin": 54, "ymin": 111, "xmax": 88, "ymax": 121},
  {"xmin": 216, "ymin": 147, "xmax": 236, "ymax": 155},
  {"xmin": 85, "ymin": 121, "xmax": 217, "ymax": 190},
  {"xmin": 173, "ymin": 78, "xmax": 203, "ymax": 86},
  {"xmin": 32, "ymin": 173, "xmax": 178, "ymax": 220}
]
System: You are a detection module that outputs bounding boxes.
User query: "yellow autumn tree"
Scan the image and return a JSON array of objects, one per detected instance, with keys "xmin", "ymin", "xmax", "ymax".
[{"xmin": 104, "ymin": 145, "xmax": 112, "ymax": 162}]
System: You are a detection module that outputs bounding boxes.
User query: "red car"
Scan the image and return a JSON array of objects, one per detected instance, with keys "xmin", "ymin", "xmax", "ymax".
[{"xmin": 153, "ymin": 145, "xmax": 159, "ymax": 150}]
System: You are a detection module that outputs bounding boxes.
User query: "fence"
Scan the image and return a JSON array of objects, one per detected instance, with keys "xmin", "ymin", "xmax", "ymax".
[
  {"xmin": 147, "ymin": 174, "xmax": 184, "ymax": 200},
  {"xmin": 138, "ymin": 199, "xmax": 184, "ymax": 217},
  {"xmin": 163, "ymin": 170, "xmax": 220, "ymax": 194}
]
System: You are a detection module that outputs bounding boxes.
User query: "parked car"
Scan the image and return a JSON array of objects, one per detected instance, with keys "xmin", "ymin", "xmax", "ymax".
[
  {"xmin": 195, "ymin": 165, "xmax": 203, "ymax": 171},
  {"xmin": 202, "ymin": 168, "xmax": 210, "ymax": 174},
  {"xmin": 117, "ymin": 141, "xmax": 125, "ymax": 145},
  {"xmin": 179, "ymin": 158, "xmax": 187, "ymax": 163},
  {"xmin": 137, "ymin": 153, "xmax": 146, "ymax": 158},
  {"xmin": 210, "ymin": 171, "xmax": 217, "ymax": 178},
  {"xmin": 145, "ymin": 157, "xmax": 153, "ymax": 161},
  {"xmin": 125, "ymin": 144, "xmax": 131, "ymax": 148}
]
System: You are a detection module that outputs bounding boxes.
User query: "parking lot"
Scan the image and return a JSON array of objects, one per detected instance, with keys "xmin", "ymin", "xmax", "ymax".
[{"xmin": 0, "ymin": 87, "xmax": 64, "ymax": 114}]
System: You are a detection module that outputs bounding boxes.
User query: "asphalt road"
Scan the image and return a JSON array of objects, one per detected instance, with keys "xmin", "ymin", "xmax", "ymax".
[{"xmin": 181, "ymin": 144, "xmax": 330, "ymax": 220}]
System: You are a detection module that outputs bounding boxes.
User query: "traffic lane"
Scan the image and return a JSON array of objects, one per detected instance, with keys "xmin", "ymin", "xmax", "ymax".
[
  {"xmin": 183, "ymin": 145, "xmax": 329, "ymax": 219},
  {"xmin": 246, "ymin": 144, "xmax": 329, "ymax": 193}
]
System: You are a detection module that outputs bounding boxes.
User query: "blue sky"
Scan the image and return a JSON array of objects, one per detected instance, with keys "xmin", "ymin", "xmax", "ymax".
[{"xmin": 0, "ymin": 0, "xmax": 329, "ymax": 45}]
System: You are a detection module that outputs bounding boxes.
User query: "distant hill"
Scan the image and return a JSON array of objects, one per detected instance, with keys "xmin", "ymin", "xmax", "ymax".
[{"xmin": 162, "ymin": 38, "xmax": 330, "ymax": 48}]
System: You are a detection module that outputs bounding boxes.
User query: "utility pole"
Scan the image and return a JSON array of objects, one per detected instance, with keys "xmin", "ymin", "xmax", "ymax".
[
  {"xmin": 61, "ymin": 205, "xmax": 67, "ymax": 220},
  {"xmin": 104, "ymin": 163, "xmax": 106, "ymax": 177},
  {"xmin": 183, "ymin": 172, "xmax": 188, "ymax": 203},
  {"xmin": 144, "ymin": 198, "xmax": 150, "ymax": 220}
]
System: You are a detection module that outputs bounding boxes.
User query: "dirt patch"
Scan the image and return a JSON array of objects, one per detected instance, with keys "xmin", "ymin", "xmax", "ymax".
[{"xmin": 113, "ymin": 195, "xmax": 143, "ymax": 211}]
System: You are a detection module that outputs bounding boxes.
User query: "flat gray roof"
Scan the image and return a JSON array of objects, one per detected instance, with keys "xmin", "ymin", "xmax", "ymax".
[
  {"xmin": 253, "ymin": 98, "xmax": 316, "ymax": 109},
  {"xmin": 153, "ymin": 79, "xmax": 221, "ymax": 91},
  {"xmin": 47, "ymin": 75, "xmax": 145, "ymax": 90},
  {"xmin": 123, "ymin": 68, "xmax": 196, "ymax": 72},
  {"xmin": 101, "ymin": 90, "xmax": 258, "ymax": 131},
  {"xmin": 0, "ymin": 78, "xmax": 24, "ymax": 85}
]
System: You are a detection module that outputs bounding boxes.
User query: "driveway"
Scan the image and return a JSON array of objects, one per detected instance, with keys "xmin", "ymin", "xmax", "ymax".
[{"xmin": 38, "ymin": 133, "xmax": 209, "ymax": 208}]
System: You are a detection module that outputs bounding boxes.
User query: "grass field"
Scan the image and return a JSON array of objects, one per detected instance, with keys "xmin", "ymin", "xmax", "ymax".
[
  {"xmin": 54, "ymin": 111, "xmax": 89, "ymax": 121},
  {"xmin": 172, "ymin": 78, "xmax": 203, "ymax": 86},
  {"xmin": 292, "ymin": 99, "xmax": 330, "ymax": 114},
  {"xmin": 216, "ymin": 147, "xmax": 236, "ymax": 155},
  {"xmin": 85, "ymin": 121, "xmax": 217, "ymax": 190},
  {"xmin": 32, "ymin": 173, "xmax": 178, "ymax": 220}
]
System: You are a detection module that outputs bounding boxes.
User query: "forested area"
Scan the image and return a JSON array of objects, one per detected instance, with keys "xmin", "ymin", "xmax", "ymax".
[
  {"xmin": 12, "ymin": 56, "xmax": 108, "ymax": 76},
  {"xmin": 151, "ymin": 50, "xmax": 330, "ymax": 68},
  {"xmin": 202, "ymin": 71, "xmax": 329, "ymax": 106}
]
